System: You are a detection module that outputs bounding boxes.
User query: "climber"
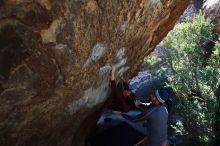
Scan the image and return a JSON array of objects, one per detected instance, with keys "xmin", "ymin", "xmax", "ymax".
[
  {"xmin": 113, "ymin": 88, "xmax": 169, "ymax": 146},
  {"xmin": 108, "ymin": 66, "xmax": 139, "ymax": 112}
]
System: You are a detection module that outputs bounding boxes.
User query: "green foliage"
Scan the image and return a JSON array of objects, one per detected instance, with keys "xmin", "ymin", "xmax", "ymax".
[
  {"xmin": 164, "ymin": 13, "xmax": 219, "ymax": 145},
  {"xmin": 144, "ymin": 56, "xmax": 161, "ymax": 69},
  {"xmin": 145, "ymin": 13, "xmax": 220, "ymax": 145},
  {"xmin": 143, "ymin": 55, "xmax": 168, "ymax": 77},
  {"xmin": 204, "ymin": 42, "xmax": 220, "ymax": 89}
]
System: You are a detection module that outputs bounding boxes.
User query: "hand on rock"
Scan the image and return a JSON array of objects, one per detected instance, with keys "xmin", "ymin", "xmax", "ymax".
[
  {"xmin": 111, "ymin": 66, "xmax": 116, "ymax": 74},
  {"xmin": 111, "ymin": 66, "xmax": 116, "ymax": 80}
]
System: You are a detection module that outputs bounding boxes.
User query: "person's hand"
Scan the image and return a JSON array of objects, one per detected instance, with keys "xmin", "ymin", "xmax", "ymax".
[
  {"xmin": 111, "ymin": 66, "xmax": 116, "ymax": 74},
  {"xmin": 111, "ymin": 66, "xmax": 116, "ymax": 80},
  {"xmin": 135, "ymin": 99, "xmax": 142, "ymax": 108},
  {"xmin": 112, "ymin": 111, "xmax": 122, "ymax": 116}
]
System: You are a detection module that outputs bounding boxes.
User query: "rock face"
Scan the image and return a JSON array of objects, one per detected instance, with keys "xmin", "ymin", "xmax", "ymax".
[
  {"xmin": 0, "ymin": 0, "xmax": 189, "ymax": 146},
  {"xmin": 179, "ymin": 0, "xmax": 203, "ymax": 22},
  {"xmin": 203, "ymin": 0, "xmax": 220, "ymax": 35}
]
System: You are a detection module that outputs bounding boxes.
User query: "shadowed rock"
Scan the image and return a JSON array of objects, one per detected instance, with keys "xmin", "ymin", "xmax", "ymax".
[{"xmin": 0, "ymin": 0, "xmax": 190, "ymax": 146}]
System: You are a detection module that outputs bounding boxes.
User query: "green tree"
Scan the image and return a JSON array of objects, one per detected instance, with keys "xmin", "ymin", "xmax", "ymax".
[{"xmin": 145, "ymin": 13, "xmax": 220, "ymax": 145}]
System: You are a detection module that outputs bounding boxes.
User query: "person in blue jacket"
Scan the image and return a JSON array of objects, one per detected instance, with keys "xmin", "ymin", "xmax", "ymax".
[{"xmin": 114, "ymin": 88, "xmax": 170, "ymax": 146}]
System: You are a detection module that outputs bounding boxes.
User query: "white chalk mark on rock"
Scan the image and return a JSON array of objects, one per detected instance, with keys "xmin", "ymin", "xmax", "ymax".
[
  {"xmin": 99, "ymin": 64, "xmax": 112, "ymax": 77},
  {"xmin": 91, "ymin": 43, "xmax": 106, "ymax": 61},
  {"xmin": 67, "ymin": 82, "xmax": 110, "ymax": 115},
  {"xmin": 55, "ymin": 44, "xmax": 67, "ymax": 50},
  {"xmin": 120, "ymin": 21, "xmax": 128, "ymax": 32},
  {"xmin": 84, "ymin": 42, "xmax": 107, "ymax": 67},
  {"xmin": 150, "ymin": 0, "xmax": 160, "ymax": 5},
  {"xmin": 116, "ymin": 47, "xmax": 126, "ymax": 60}
]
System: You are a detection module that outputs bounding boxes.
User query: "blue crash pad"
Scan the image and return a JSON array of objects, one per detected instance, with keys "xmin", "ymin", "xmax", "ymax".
[{"xmin": 89, "ymin": 121, "xmax": 145, "ymax": 146}]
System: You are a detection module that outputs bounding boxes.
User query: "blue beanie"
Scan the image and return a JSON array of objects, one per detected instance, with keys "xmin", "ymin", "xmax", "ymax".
[{"xmin": 155, "ymin": 88, "xmax": 169, "ymax": 103}]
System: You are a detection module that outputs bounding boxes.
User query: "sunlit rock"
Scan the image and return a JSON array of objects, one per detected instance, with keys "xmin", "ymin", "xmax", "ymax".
[
  {"xmin": 203, "ymin": 0, "xmax": 220, "ymax": 35},
  {"xmin": 179, "ymin": 0, "xmax": 203, "ymax": 22},
  {"xmin": 0, "ymin": 0, "xmax": 190, "ymax": 145}
]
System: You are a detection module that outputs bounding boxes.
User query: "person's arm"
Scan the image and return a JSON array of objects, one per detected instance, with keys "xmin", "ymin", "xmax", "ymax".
[
  {"xmin": 111, "ymin": 66, "xmax": 116, "ymax": 81},
  {"xmin": 113, "ymin": 109, "xmax": 151, "ymax": 122},
  {"xmin": 122, "ymin": 110, "xmax": 150, "ymax": 122},
  {"xmin": 110, "ymin": 66, "xmax": 118, "ymax": 95},
  {"xmin": 120, "ymin": 74, "xmax": 130, "ymax": 90},
  {"xmin": 110, "ymin": 66, "xmax": 118, "ymax": 94},
  {"xmin": 135, "ymin": 100, "xmax": 142, "ymax": 108},
  {"xmin": 110, "ymin": 67, "xmax": 129, "ymax": 111}
]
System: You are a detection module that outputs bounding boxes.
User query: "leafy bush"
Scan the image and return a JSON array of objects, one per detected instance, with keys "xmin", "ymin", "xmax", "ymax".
[{"xmin": 145, "ymin": 13, "xmax": 220, "ymax": 145}]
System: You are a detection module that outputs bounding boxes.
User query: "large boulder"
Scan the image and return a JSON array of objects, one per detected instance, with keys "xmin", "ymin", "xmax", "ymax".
[
  {"xmin": 179, "ymin": 0, "xmax": 203, "ymax": 22},
  {"xmin": 203, "ymin": 0, "xmax": 220, "ymax": 35},
  {"xmin": 0, "ymin": 0, "xmax": 189, "ymax": 146}
]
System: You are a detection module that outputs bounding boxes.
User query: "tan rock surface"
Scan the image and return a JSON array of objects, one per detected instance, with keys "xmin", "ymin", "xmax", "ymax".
[{"xmin": 0, "ymin": 0, "xmax": 189, "ymax": 145}]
